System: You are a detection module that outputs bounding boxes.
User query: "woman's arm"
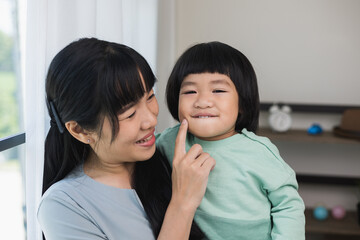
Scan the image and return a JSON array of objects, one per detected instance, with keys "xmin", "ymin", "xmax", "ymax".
[{"xmin": 157, "ymin": 120, "xmax": 215, "ymax": 240}]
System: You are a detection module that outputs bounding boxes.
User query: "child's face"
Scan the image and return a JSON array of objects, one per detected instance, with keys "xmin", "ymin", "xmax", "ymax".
[{"xmin": 178, "ymin": 73, "xmax": 239, "ymax": 141}]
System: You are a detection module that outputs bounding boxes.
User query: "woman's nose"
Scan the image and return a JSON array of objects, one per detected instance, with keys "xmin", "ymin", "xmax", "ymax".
[{"xmin": 141, "ymin": 102, "xmax": 158, "ymax": 130}]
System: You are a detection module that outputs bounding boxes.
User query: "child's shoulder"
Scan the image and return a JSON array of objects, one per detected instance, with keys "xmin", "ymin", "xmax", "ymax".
[
  {"xmin": 240, "ymin": 129, "xmax": 295, "ymax": 183},
  {"xmin": 240, "ymin": 128, "xmax": 281, "ymax": 160},
  {"xmin": 156, "ymin": 123, "xmax": 181, "ymax": 143}
]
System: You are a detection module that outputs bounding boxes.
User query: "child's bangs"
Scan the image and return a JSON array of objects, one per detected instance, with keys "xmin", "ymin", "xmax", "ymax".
[{"xmin": 181, "ymin": 44, "xmax": 231, "ymax": 77}]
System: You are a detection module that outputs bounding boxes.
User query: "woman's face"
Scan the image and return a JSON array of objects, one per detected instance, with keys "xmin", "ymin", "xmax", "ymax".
[{"xmin": 92, "ymin": 88, "xmax": 159, "ymax": 166}]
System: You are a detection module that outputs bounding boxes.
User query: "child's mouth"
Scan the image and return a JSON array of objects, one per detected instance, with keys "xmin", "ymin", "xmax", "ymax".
[{"xmin": 192, "ymin": 114, "xmax": 217, "ymax": 118}]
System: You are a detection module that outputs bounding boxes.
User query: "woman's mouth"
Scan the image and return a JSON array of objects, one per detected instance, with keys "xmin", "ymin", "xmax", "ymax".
[
  {"xmin": 136, "ymin": 130, "xmax": 156, "ymax": 147},
  {"xmin": 136, "ymin": 134, "xmax": 153, "ymax": 144}
]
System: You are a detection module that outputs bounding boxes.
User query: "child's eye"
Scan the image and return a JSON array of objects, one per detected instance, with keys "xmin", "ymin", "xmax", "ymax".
[
  {"xmin": 182, "ymin": 90, "xmax": 197, "ymax": 94},
  {"xmin": 213, "ymin": 89, "xmax": 227, "ymax": 93}
]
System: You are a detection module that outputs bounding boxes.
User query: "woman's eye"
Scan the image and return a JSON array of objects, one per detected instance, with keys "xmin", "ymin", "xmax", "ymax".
[
  {"xmin": 213, "ymin": 89, "xmax": 226, "ymax": 93},
  {"xmin": 148, "ymin": 93, "xmax": 155, "ymax": 101},
  {"xmin": 127, "ymin": 111, "xmax": 136, "ymax": 119}
]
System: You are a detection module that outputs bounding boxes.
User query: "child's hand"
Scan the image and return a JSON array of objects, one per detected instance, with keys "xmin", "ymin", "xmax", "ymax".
[{"xmin": 170, "ymin": 119, "xmax": 216, "ymax": 213}]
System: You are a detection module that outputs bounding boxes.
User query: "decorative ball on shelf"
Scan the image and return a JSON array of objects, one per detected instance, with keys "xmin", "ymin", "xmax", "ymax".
[
  {"xmin": 268, "ymin": 104, "xmax": 292, "ymax": 132},
  {"xmin": 307, "ymin": 123, "xmax": 323, "ymax": 135},
  {"xmin": 331, "ymin": 205, "xmax": 346, "ymax": 220},
  {"xmin": 313, "ymin": 206, "xmax": 328, "ymax": 221}
]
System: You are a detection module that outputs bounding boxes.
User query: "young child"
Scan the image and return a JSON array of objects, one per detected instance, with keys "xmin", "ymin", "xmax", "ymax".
[{"xmin": 156, "ymin": 41, "xmax": 305, "ymax": 240}]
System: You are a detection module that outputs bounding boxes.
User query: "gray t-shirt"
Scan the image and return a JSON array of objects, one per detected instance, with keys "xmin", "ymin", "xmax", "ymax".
[{"xmin": 37, "ymin": 166, "xmax": 155, "ymax": 240}]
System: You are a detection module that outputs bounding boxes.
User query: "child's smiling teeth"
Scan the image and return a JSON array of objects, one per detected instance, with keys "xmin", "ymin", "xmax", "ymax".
[
  {"xmin": 195, "ymin": 115, "xmax": 214, "ymax": 118},
  {"xmin": 136, "ymin": 135, "xmax": 153, "ymax": 144}
]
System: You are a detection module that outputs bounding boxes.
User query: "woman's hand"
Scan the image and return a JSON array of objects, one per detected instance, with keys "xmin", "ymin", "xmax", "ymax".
[
  {"xmin": 171, "ymin": 119, "xmax": 216, "ymax": 212},
  {"xmin": 158, "ymin": 119, "xmax": 215, "ymax": 240}
]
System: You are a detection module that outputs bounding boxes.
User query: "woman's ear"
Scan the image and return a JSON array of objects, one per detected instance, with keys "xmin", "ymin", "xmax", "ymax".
[{"xmin": 65, "ymin": 121, "xmax": 93, "ymax": 144}]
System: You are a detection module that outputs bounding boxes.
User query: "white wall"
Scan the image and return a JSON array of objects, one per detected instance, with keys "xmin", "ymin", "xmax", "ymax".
[
  {"xmin": 155, "ymin": 0, "xmax": 177, "ymax": 132},
  {"xmin": 175, "ymin": 0, "xmax": 360, "ymax": 107}
]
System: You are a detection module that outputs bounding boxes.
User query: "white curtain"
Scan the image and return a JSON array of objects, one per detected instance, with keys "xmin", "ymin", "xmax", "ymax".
[
  {"xmin": 24, "ymin": 1, "xmax": 158, "ymax": 239},
  {"xmin": 154, "ymin": 0, "xmax": 176, "ymax": 132}
]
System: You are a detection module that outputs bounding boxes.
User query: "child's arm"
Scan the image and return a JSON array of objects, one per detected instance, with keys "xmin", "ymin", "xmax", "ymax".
[{"xmin": 268, "ymin": 172, "xmax": 305, "ymax": 240}]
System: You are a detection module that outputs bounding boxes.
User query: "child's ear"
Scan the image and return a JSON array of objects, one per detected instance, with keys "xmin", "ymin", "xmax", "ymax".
[{"xmin": 65, "ymin": 121, "xmax": 94, "ymax": 144}]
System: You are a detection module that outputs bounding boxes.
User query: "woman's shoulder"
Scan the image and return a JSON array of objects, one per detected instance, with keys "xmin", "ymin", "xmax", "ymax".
[
  {"xmin": 39, "ymin": 167, "xmax": 88, "ymax": 211},
  {"xmin": 39, "ymin": 174, "xmax": 83, "ymax": 208}
]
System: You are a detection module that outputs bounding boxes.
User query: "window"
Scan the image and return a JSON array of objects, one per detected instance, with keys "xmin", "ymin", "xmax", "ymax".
[{"xmin": 0, "ymin": 0, "xmax": 26, "ymax": 239}]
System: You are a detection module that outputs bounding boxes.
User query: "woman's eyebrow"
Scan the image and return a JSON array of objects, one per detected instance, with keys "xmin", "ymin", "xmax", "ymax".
[{"xmin": 118, "ymin": 102, "xmax": 136, "ymax": 115}]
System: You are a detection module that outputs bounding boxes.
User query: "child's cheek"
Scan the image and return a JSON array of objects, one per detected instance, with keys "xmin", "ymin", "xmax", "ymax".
[{"xmin": 177, "ymin": 109, "xmax": 186, "ymax": 123}]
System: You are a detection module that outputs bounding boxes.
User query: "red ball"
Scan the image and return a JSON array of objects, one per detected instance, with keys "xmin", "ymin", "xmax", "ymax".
[{"xmin": 331, "ymin": 205, "xmax": 346, "ymax": 219}]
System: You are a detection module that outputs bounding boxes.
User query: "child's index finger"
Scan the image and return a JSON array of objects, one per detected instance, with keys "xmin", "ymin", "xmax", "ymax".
[{"xmin": 174, "ymin": 119, "xmax": 188, "ymax": 159}]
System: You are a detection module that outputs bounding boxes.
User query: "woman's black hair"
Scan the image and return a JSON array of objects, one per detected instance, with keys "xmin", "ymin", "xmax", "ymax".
[
  {"xmin": 133, "ymin": 149, "xmax": 204, "ymax": 239},
  {"xmin": 43, "ymin": 38, "xmax": 203, "ymax": 239},
  {"xmin": 166, "ymin": 41, "xmax": 259, "ymax": 132}
]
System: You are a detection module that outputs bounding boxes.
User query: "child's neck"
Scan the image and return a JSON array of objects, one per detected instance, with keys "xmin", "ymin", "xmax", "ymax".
[{"xmin": 194, "ymin": 130, "xmax": 238, "ymax": 141}]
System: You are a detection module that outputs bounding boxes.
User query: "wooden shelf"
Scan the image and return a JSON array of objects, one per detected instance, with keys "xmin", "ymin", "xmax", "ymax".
[
  {"xmin": 257, "ymin": 128, "xmax": 360, "ymax": 145},
  {"xmin": 256, "ymin": 128, "xmax": 360, "ymax": 237},
  {"xmin": 305, "ymin": 209, "xmax": 360, "ymax": 236},
  {"xmin": 297, "ymin": 174, "xmax": 360, "ymax": 186},
  {"xmin": 257, "ymin": 128, "xmax": 360, "ymax": 185}
]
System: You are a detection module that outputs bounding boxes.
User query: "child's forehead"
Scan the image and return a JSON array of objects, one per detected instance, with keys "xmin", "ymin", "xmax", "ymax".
[{"xmin": 181, "ymin": 73, "xmax": 232, "ymax": 87}]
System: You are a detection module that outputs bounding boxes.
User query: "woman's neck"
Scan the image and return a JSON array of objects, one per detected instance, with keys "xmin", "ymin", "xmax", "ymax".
[{"xmin": 83, "ymin": 151, "xmax": 135, "ymax": 189}]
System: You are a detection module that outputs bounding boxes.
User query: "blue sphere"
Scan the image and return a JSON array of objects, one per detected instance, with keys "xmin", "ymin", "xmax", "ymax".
[
  {"xmin": 308, "ymin": 124, "xmax": 323, "ymax": 135},
  {"xmin": 313, "ymin": 206, "xmax": 328, "ymax": 220}
]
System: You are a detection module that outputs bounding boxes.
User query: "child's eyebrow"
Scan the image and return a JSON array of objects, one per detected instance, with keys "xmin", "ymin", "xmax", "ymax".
[
  {"xmin": 209, "ymin": 79, "xmax": 231, "ymax": 86},
  {"xmin": 181, "ymin": 79, "xmax": 231, "ymax": 88},
  {"xmin": 180, "ymin": 81, "xmax": 196, "ymax": 88}
]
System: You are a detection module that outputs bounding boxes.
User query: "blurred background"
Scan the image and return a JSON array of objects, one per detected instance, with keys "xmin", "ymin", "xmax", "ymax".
[{"xmin": 0, "ymin": 0, "xmax": 359, "ymax": 239}]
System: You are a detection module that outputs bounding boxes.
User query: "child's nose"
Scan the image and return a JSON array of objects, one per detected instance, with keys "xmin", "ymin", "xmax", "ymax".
[{"xmin": 194, "ymin": 94, "xmax": 214, "ymax": 108}]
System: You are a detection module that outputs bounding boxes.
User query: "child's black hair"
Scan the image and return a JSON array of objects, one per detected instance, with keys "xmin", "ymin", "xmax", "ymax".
[{"xmin": 166, "ymin": 41, "xmax": 259, "ymax": 132}]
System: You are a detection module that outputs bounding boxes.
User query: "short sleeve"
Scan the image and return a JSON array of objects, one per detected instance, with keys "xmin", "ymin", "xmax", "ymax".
[{"xmin": 37, "ymin": 193, "xmax": 106, "ymax": 240}]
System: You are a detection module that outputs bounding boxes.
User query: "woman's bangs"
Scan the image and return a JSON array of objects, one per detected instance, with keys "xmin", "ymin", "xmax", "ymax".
[
  {"xmin": 111, "ymin": 66, "xmax": 145, "ymax": 113},
  {"xmin": 103, "ymin": 56, "xmax": 155, "ymax": 111}
]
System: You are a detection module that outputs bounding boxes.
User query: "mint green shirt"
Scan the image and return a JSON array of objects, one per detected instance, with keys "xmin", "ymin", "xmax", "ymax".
[{"xmin": 156, "ymin": 125, "xmax": 305, "ymax": 240}]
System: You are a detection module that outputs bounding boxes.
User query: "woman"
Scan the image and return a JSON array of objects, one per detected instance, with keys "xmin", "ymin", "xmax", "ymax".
[{"xmin": 38, "ymin": 38, "xmax": 215, "ymax": 239}]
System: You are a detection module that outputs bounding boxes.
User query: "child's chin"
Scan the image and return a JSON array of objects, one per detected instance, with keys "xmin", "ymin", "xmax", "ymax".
[{"xmin": 189, "ymin": 129, "xmax": 216, "ymax": 139}]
